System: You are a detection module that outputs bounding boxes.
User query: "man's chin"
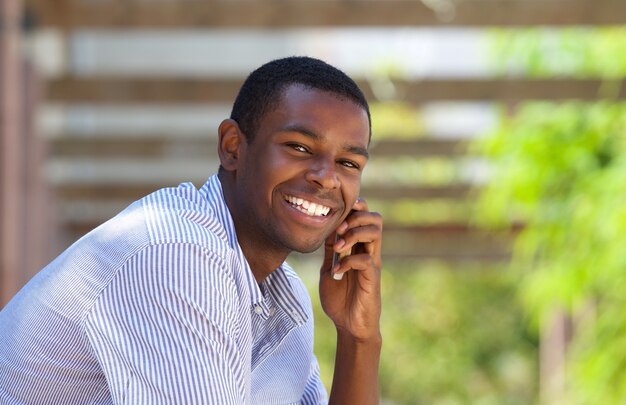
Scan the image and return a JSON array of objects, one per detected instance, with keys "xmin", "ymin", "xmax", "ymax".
[{"xmin": 289, "ymin": 239, "xmax": 325, "ymax": 254}]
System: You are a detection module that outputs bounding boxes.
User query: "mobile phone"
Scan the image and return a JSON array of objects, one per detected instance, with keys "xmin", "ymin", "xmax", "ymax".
[{"xmin": 332, "ymin": 233, "xmax": 352, "ymax": 281}]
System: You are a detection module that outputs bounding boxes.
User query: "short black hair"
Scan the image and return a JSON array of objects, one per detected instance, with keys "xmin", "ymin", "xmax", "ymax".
[{"xmin": 230, "ymin": 56, "xmax": 371, "ymax": 143}]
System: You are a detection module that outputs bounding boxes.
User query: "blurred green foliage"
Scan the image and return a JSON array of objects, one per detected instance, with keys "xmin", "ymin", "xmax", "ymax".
[
  {"xmin": 478, "ymin": 28, "xmax": 626, "ymax": 404},
  {"xmin": 490, "ymin": 27, "xmax": 626, "ymax": 79},
  {"xmin": 294, "ymin": 260, "xmax": 537, "ymax": 405}
]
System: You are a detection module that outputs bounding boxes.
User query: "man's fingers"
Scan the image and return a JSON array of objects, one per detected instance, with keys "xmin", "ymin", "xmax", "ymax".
[
  {"xmin": 335, "ymin": 222, "xmax": 381, "ymax": 245},
  {"xmin": 330, "ymin": 253, "xmax": 380, "ymax": 282},
  {"xmin": 335, "ymin": 210, "xmax": 383, "ymax": 236},
  {"xmin": 328, "ymin": 197, "xmax": 383, "ymax": 279},
  {"xmin": 352, "ymin": 197, "xmax": 369, "ymax": 212},
  {"xmin": 335, "ymin": 217, "xmax": 382, "ymax": 251}
]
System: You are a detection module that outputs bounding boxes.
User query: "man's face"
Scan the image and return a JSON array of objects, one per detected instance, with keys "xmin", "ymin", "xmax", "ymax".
[{"xmin": 233, "ymin": 84, "xmax": 370, "ymax": 255}]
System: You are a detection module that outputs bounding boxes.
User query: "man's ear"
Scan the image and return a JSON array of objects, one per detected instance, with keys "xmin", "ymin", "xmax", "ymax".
[{"xmin": 218, "ymin": 119, "xmax": 247, "ymax": 172}]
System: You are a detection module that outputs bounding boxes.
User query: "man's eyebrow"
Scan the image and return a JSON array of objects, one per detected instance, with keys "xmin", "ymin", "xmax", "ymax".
[
  {"xmin": 344, "ymin": 144, "xmax": 370, "ymax": 159},
  {"xmin": 282, "ymin": 124, "xmax": 369, "ymax": 159},
  {"xmin": 282, "ymin": 124, "xmax": 321, "ymax": 141}
]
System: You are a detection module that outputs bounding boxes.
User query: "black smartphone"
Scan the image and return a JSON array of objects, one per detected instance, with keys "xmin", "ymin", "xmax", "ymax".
[{"xmin": 332, "ymin": 233, "xmax": 352, "ymax": 280}]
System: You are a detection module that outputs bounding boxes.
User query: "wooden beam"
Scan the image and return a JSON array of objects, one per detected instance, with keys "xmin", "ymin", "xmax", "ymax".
[
  {"xmin": 47, "ymin": 77, "xmax": 626, "ymax": 103},
  {"xmin": 21, "ymin": 63, "xmax": 51, "ymax": 287},
  {"xmin": 381, "ymin": 224, "xmax": 515, "ymax": 261},
  {"xmin": 370, "ymin": 139, "xmax": 468, "ymax": 157},
  {"xmin": 362, "ymin": 185, "xmax": 472, "ymax": 200},
  {"xmin": 47, "ymin": 77, "xmax": 241, "ymax": 104},
  {"xmin": 25, "ymin": 0, "xmax": 626, "ymax": 28},
  {"xmin": 0, "ymin": 0, "xmax": 24, "ymax": 307},
  {"xmin": 56, "ymin": 185, "xmax": 161, "ymax": 201},
  {"xmin": 540, "ymin": 309, "xmax": 573, "ymax": 403}
]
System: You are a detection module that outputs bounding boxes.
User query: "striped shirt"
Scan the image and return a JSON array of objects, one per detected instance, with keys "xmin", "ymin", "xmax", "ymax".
[{"xmin": 0, "ymin": 175, "xmax": 327, "ymax": 404}]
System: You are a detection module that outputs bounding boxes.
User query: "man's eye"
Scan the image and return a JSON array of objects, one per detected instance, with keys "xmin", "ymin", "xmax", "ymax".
[
  {"xmin": 287, "ymin": 143, "xmax": 309, "ymax": 153},
  {"xmin": 339, "ymin": 160, "xmax": 360, "ymax": 170}
]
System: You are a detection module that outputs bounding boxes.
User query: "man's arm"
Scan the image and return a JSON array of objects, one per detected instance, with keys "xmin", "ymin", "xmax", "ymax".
[
  {"xmin": 84, "ymin": 243, "xmax": 245, "ymax": 404},
  {"xmin": 319, "ymin": 198, "xmax": 383, "ymax": 405}
]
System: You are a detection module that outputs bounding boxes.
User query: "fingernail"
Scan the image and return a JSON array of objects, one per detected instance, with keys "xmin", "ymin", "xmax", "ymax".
[
  {"xmin": 334, "ymin": 238, "xmax": 345, "ymax": 250},
  {"xmin": 333, "ymin": 272, "xmax": 344, "ymax": 281}
]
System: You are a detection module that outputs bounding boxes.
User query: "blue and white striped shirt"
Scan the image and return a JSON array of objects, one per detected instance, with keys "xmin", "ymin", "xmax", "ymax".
[{"xmin": 0, "ymin": 175, "xmax": 327, "ymax": 404}]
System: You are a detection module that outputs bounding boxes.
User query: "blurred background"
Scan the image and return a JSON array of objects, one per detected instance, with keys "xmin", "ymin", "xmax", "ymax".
[{"xmin": 2, "ymin": 0, "xmax": 626, "ymax": 403}]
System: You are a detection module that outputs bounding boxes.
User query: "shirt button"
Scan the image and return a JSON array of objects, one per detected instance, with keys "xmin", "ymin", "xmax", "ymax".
[
  {"xmin": 269, "ymin": 307, "xmax": 276, "ymax": 316},
  {"xmin": 254, "ymin": 305, "xmax": 263, "ymax": 315}
]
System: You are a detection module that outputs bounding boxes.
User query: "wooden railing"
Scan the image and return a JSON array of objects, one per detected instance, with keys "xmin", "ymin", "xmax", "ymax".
[
  {"xmin": 6, "ymin": 0, "xmax": 621, "ymax": 281},
  {"xmin": 24, "ymin": 0, "xmax": 626, "ymax": 27},
  {"xmin": 47, "ymin": 77, "xmax": 626, "ymax": 103},
  {"xmin": 47, "ymin": 133, "xmax": 507, "ymax": 261}
]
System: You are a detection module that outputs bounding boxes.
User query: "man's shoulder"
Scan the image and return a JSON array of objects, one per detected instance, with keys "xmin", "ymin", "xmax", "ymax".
[{"xmin": 140, "ymin": 181, "xmax": 230, "ymax": 248}]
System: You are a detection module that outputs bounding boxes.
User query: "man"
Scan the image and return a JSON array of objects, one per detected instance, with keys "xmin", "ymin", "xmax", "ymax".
[{"xmin": 0, "ymin": 56, "xmax": 382, "ymax": 404}]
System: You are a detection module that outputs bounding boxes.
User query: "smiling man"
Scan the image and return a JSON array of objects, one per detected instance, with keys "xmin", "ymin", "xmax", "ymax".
[{"xmin": 0, "ymin": 57, "xmax": 383, "ymax": 404}]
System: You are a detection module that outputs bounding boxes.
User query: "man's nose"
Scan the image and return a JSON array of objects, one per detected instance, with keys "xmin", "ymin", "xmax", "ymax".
[{"xmin": 305, "ymin": 159, "xmax": 340, "ymax": 189}]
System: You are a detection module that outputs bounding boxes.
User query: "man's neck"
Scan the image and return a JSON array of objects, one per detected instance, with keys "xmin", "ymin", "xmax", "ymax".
[
  {"xmin": 236, "ymin": 237, "xmax": 289, "ymax": 284},
  {"xmin": 219, "ymin": 172, "xmax": 289, "ymax": 284}
]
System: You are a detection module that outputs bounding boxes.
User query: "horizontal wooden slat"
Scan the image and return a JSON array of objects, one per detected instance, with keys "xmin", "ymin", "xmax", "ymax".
[
  {"xmin": 381, "ymin": 224, "xmax": 517, "ymax": 261},
  {"xmin": 47, "ymin": 78, "xmax": 626, "ymax": 103},
  {"xmin": 47, "ymin": 78, "xmax": 241, "ymax": 103},
  {"xmin": 26, "ymin": 0, "xmax": 626, "ymax": 28},
  {"xmin": 363, "ymin": 185, "xmax": 472, "ymax": 200},
  {"xmin": 49, "ymin": 137, "xmax": 469, "ymax": 158},
  {"xmin": 56, "ymin": 185, "xmax": 161, "ymax": 200},
  {"xmin": 370, "ymin": 139, "xmax": 468, "ymax": 157},
  {"xmin": 50, "ymin": 137, "xmax": 183, "ymax": 157}
]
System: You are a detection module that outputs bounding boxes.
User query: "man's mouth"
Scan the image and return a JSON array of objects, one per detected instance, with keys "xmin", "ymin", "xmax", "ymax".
[{"xmin": 284, "ymin": 195, "xmax": 331, "ymax": 217}]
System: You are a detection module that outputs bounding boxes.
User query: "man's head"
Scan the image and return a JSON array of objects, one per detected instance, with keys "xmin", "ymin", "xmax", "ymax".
[
  {"xmin": 230, "ymin": 56, "xmax": 371, "ymax": 143},
  {"xmin": 218, "ymin": 57, "xmax": 371, "ymax": 264}
]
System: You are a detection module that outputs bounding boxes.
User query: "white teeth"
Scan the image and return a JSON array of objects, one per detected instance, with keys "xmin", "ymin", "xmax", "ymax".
[{"xmin": 284, "ymin": 195, "xmax": 331, "ymax": 217}]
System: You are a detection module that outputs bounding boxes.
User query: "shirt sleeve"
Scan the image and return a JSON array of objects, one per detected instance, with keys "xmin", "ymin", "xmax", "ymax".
[{"xmin": 83, "ymin": 242, "xmax": 246, "ymax": 404}]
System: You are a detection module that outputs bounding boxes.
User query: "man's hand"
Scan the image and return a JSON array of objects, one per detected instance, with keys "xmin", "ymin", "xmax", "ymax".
[
  {"xmin": 319, "ymin": 197, "xmax": 383, "ymax": 341},
  {"xmin": 319, "ymin": 198, "xmax": 383, "ymax": 404}
]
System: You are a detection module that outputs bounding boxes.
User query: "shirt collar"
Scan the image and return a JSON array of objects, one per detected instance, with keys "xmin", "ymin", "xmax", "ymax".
[
  {"xmin": 199, "ymin": 175, "xmax": 264, "ymax": 305},
  {"xmin": 199, "ymin": 175, "xmax": 308, "ymax": 325}
]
